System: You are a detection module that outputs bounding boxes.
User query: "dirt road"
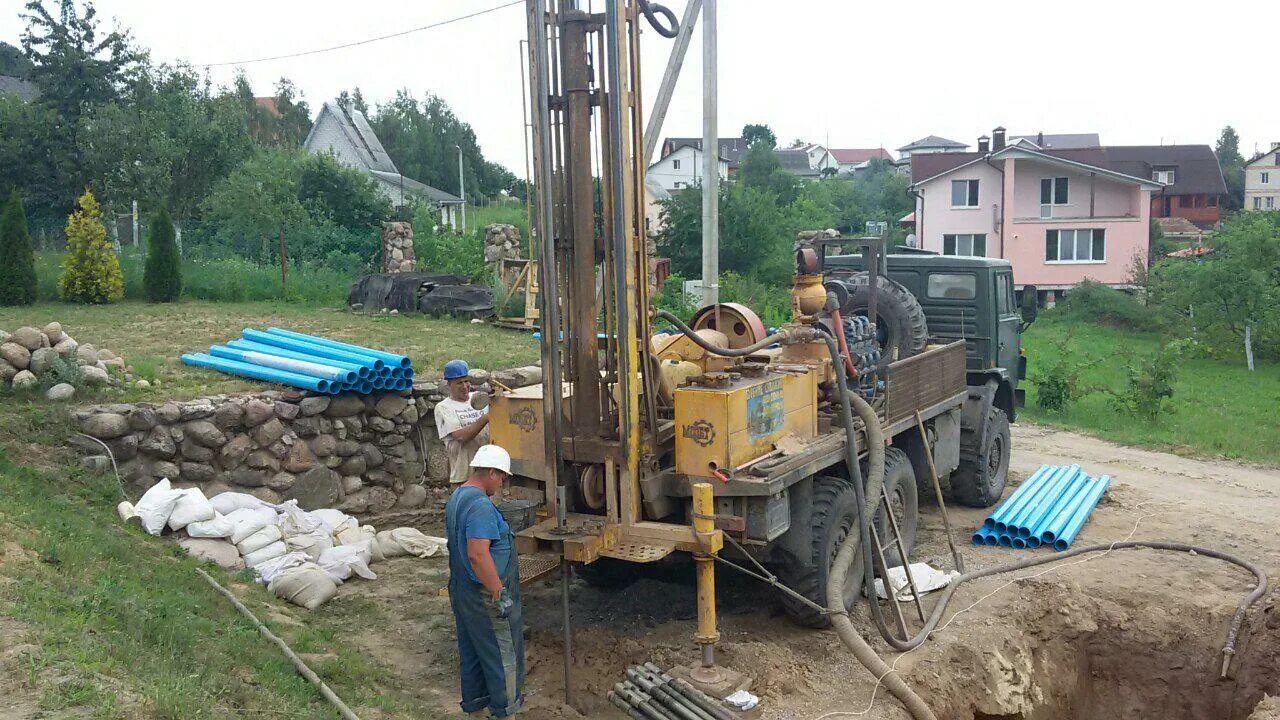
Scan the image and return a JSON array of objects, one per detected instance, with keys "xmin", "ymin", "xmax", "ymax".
[{"xmin": 221, "ymin": 425, "xmax": 1280, "ymax": 719}]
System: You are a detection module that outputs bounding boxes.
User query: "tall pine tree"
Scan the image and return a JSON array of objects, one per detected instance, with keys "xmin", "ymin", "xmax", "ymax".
[
  {"xmin": 0, "ymin": 190, "xmax": 38, "ymax": 305},
  {"xmin": 58, "ymin": 189, "xmax": 123, "ymax": 304},
  {"xmin": 143, "ymin": 206, "xmax": 181, "ymax": 301}
]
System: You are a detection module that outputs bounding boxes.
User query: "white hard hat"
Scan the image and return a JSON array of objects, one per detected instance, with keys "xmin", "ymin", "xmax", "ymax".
[{"xmin": 470, "ymin": 444, "xmax": 512, "ymax": 474}]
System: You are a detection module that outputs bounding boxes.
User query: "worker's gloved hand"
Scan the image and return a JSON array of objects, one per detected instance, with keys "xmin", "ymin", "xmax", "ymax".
[{"xmin": 490, "ymin": 587, "xmax": 514, "ymax": 619}]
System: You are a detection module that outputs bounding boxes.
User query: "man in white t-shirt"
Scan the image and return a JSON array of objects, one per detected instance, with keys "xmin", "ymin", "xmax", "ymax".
[{"xmin": 435, "ymin": 359, "xmax": 491, "ymax": 485}]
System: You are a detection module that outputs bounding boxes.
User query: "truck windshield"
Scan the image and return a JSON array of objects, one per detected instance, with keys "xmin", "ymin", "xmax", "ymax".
[{"xmin": 927, "ymin": 273, "xmax": 976, "ymax": 300}]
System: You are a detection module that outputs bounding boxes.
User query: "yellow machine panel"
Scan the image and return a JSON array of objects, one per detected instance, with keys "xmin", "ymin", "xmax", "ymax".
[
  {"xmin": 674, "ymin": 369, "xmax": 818, "ymax": 479},
  {"xmin": 489, "ymin": 384, "xmax": 551, "ymax": 483}
]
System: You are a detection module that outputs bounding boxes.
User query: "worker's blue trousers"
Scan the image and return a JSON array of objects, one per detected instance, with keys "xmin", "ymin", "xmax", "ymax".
[{"xmin": 448, "ymin": 563, "xmax": 525, "ymax": 716}]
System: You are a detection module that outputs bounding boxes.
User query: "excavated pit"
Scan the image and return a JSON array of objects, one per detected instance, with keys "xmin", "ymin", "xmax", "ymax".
[{"xmin": 901, "ymin": 575, "xmax": 1280, "ymax": 720}]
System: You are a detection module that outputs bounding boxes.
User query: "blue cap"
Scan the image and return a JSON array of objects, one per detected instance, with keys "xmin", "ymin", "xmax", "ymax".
[{"xmin": 443, "ymin": 359, "xmax": 470, "ymax": 380}]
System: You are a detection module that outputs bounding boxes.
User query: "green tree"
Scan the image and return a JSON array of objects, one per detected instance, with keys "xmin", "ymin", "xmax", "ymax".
[
  {"xmin": 143, "ymin": 205, "xmax": 180, "ymax": 301},
  {"xmin": 297, "ymin": 153, "xmax": 391, "ymax": 230},
  {"xmin": 0, "ymin": 41, "xmax": 34, "ymax": 77},
  {"xmin": 371, "ymin": 90, "xmax": 518, "ymax": 201},
  {"xmin": 58, "ymin": 188, "xmax": 123, "ymax": 304},
  {"xmin": 0, "ymin": 190, "xmax": 38, "ymax": 305},
  {"xmin": 0, "ymin": 95, "xmax": 72, "ymax": 231},
  {"xmin": 1216, "ymin": 126, "xmax": 1245, "ymax": 212},
  {"xmin": 738, "ymin": 142, "xmax": 800, "ymax": 205},
  {"xmin": 742, "ymin": 123, "xmax": 776, "ymax": 148},
  {"xmin": 20, "ymin": 0, "xmax": 140, "ymax": 126}
]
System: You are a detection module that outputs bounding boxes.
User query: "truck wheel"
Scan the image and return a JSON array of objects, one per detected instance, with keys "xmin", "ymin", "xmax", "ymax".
[
  {"xmin": 844, "ymin": 273, "xmax": 929, "ymax": 362},
  {"xmin": 877, "ymin": 448, "xmax": 918, "ymax": 567},
  {"xmin": 777, "ymin": 476, "xmax": 866, "ymax": 629},
  {"xmin": 951, "ymin": 407, "xmax": 1010, "ymax": 508}
]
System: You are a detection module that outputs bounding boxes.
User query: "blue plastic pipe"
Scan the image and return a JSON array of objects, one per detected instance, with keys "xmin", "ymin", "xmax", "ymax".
[
  {"xmin": 264, "ymin": 328, "xmax": 411, "ymax": 370},
  {"xmin": 242, "ymin": 329, "xmax": 386, "ymax": 372},
  {"xmin": 1010, "ymin": 466, "xmax": 1081, "ymax": 537},
  {"xmin": 181, "ymin": 353, "xmax": 332, "ymax": 393},
  {"xmin": 1038, "ymin": 475, "xmax": 1100, "ymax": 543},
  {"xmin": 209, "ymin": 345, "xmax": 357, "ymax": 384},
  {"xmin": 1027, "ymin": 473, "xmax": 1092, "ymax": 540},
  {"xmin": 1053, "ymin": 475, "xmax": 1111, "ymax": 550},
  {"xmin": 358, "ymin": 380, "xmax": 373, "ymax": 394},
  {"xmin": 227, "ymin": 339, "xmax": 372, "ymax": 379},
  {"xmin": 995, "ymin": 464, "xmax": 1072, "ymax": 532},
  {"xmin": 1002, "ymin": 465, "xmax": 1075, "ymax": 534},
  {"xmin": 984, "ymin": 465, "xmax": 1054, "ymax": 530}
]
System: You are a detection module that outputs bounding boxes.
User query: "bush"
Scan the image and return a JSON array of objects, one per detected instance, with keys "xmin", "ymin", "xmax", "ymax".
[
  {"xmin": 719, "ymin": 271, "xmax": 791, "ymax": 328},
  {"xmin": 1031, "ymin": 327, "xmax": 1099, "ymax": 411},
  {"xmin": 39, "ymin": 356, "xmax": 84, "ymax": 391},
  {"xmin": 1109, "ymin": 339, "xmax": 1189, "ymax": 420},
  {"xmin": 1055, "ymin": 280, "xmax": 1157, "ymax": 330},
  {"xmin": 143, "ymin": 207, "xmax": 182, "ymax": 302},
  {"xmin": 58, "ymin": 190, "xmax": 124, "ymax": 304},
  {"xmin": 0, "ymin": 189, "xmax": 37, "ymax": 305},
  {"xmin": 655, "ymin": 273, "xmax": 699, "ymax": 318}
]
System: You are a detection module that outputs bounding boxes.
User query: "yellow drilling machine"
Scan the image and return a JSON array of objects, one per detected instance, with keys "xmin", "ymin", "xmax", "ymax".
[{"xmin": 494, "ymin": 0, "xmax": 1005, "ymax": 703}]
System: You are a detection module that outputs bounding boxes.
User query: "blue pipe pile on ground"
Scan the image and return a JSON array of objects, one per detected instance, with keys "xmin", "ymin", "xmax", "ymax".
[
  {"xmin": 181, "ymin": 328, "xmax": 415, "ymax": 395},
  {"xmin": 972, "ymin": 464, "xmax": 1111, "ymax": 551}
]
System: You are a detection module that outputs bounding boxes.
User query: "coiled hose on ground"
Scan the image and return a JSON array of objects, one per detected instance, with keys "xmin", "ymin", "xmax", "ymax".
[{"xmin": 652, "ymin": 310, "xmax": 1268, "ymax": 720}]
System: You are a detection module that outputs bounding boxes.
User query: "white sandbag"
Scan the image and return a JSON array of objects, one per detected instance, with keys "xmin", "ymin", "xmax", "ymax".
[
  {"xmin": 210, "ymin": 491, "xmax": 275, "ymax": 516},
  {"xmin": 167, "ymin": 487, "xmax": 216, "ymax": 531},
  {"xmin": 284, "ymin": 531, "xmax": 334, "ymax": 561},
  {"xmin": 242, "ymin": 540, "xmax": 287, "ymax": 568},
  {"xmin": 317, "ymin": 542, "xmax": 377, "ymax": 583},
  {"xmin": 269, "ymin": 564, "xmax": 339, "ymax": 610},
  {"xmin": 135, "ymin": 479, "xmax": 182, "ymax": 536},
  {"xmin": 277, "ymin": 500, "xmax": 324, "ymax": 537},
  {"xmin": 376, "ymin": 528, "xmax": 448, "ymax": 559},
  {"xmin": 336, "ymin": 521, "xmax": 373, "ymax": 545},
  {"xmin": 235, "ymin": 524, "xmax": 283, "ymax": 555},
  {"xmin": 177, "ymin": 537, "xmax": 244, "ymax": 571},
  {"xmin": 252, "ymin": 551, "xmax": 311, "ymax": 584},
  {"xmin": 185, "ymin": 512, "xmax": 236, "ymax": 539},
  {"xmin": 311, "ymin": 509, "xmax": 350, "ymax": 534},
  {"xmin": 228, "ymin": 507, "xmax": 280, "ymax": 544}
]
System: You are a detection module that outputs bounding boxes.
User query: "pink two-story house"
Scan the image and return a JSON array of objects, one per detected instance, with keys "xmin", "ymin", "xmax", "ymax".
[{"xmin": 910, "ymin": 128, "xmax": 1162, "ymax": 300}]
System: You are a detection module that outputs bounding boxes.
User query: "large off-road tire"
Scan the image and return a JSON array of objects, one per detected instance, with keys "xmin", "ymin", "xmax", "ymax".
[
  {"xmin": 777, "ymin": 476, "xmax": 867, "ymax": 629},
  {"xmin": 844, "ymin": 273, "xmax": 929, "ymax": 363},
  {"xmin": 877, "ymin": 447, "xmax": 919, "ymax": 567},
  {"xmin": 951, "ymin": 406, "xmax": 1010, "ymax": 508}
]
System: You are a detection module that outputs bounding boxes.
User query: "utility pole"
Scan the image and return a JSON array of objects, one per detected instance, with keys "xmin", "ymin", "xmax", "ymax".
[
  {"xmin": 700, "ymin": 0, "xmax": 719, "ymax": 307},
  {"xmin": 457, "ymin": 145, "xmax": 467, "ymax": 233},
  {"xmin": 131, "ymin": 199, "xmax": 140, "ymax": 247}
]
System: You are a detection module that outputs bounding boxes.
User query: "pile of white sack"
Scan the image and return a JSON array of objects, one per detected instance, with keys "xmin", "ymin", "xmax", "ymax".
[{"xmin": 120, "ymin": 478, "xmax": 447, "ymax": 610}]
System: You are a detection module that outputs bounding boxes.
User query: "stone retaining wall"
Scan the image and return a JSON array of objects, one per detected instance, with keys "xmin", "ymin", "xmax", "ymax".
[{"xmin": 70, "ymin": 365, "xmax": 542, "ymax": 514}]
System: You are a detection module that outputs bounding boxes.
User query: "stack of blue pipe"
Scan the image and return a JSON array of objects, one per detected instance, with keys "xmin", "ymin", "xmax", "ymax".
[
  {"xmin": 181, "ymin": 327, "xmax": 415, "ymax": 395},
  {"xmin": 972, "ymin": 464, "xmax": 1111, "ymax": 551}
]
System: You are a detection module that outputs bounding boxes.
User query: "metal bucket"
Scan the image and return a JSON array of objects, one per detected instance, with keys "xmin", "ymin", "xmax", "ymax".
[{"xmin": 497, "ymin": 498, "xmax": 540, "ymax": 532}]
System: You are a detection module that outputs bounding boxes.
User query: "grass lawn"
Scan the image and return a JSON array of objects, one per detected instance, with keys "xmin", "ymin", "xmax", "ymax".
[
  {"xmin": 0, "ymin": 452, "xmax": 445, "ymax": 719},
  {"xmin": 1021, "ymin": 317, "xmax": 1280, "ymax": 466}
]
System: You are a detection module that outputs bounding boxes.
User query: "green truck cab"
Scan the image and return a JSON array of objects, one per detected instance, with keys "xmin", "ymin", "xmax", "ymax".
[{"xmin": 821, "ymin": 247, "xmax": 1038, "ymax": 508}]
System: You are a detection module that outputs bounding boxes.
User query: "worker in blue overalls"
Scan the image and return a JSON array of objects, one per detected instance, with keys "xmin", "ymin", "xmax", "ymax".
[{"xmin": 445, "ymin": 443, "xmax": 524, "ymax": 718}]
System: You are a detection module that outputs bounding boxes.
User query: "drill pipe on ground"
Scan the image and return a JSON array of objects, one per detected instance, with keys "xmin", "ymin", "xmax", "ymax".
[
  {"xmin": 640, "ymin": 664, "xmax": 738, "ymax": 720},
  {"xmin": 610, "ymin": 691, "xmax": 653, "ymax": 720},
  {"xmin": 615, "ymin": 682, "xmax": 678, "ymax": 720},
  {"xmin": 627, "ymin": 668, "xmax": 716, "ymax": 720}
]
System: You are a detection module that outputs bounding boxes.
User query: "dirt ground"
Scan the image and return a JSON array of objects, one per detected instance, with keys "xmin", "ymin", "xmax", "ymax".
[{"xmin": 331, "ymin": 423, "xmax": 1280, "ymax": 720}]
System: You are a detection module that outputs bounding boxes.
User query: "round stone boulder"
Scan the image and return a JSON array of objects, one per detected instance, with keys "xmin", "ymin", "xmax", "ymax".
[
  {"xmin": 11, "ymin": 370, "xmax": 38, "ymax": 391},
  {"xmin": 80, "ymin": 365, "xmax": 111, "ymax": 386},
  {"xmin": 28, "ymin": 347, "xmax": 60, "ymax": 376},
  {"xmin": 45, "ymin": 383, "xmax": 75, "ymax": 401},
  {"xmin": 9, "ymin": 327, "xmax": 44, "ymax": 351},
  {"xmin": 42, "ymin": 322, "xmax": 65, "ymax": 345},
  {"xmin": 1, "ymin": 342, "xmax": 31, "ymax": 370}
]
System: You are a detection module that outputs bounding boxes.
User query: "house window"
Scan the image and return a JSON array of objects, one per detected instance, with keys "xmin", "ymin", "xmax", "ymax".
[
  {"xmin": 951, "ymin": 180, "xmax": 979, "ymax": 207},
  {"xmin": 943, "ymin": 233, "xmax": 986, "ymax": 257},
  {"xmin": 1255, "ymin": 197, "xmax": 1263, "ymax": 210},
  {"xmin": 672, "ymin": 159, "xmax": 681, "ymax": 170},
  {"xmin": 1040, "ymin": 177, "xmax": 1069, "ymax": 205},
  {"xmin": 1046, "ymin": 229, "xmax": 1105, "ymax": 262},
  {"xmin": 1209, "ymin": 196, "xmax": 1219, "ymax": 208},
  {"xmin": 1269, "ymin": 197, "xmax": 1276, "ymax": 209},
  {"xmin": 1152, "ymin": 169, "xmax": 1175, "ymax": 184},
  {"xmin": 673, "ymin": 181, "xmax": 686, "ymax": 189},
  {"xmin": 1263, "ymin": 172, "xmax": 1270, "ymax": 184}
]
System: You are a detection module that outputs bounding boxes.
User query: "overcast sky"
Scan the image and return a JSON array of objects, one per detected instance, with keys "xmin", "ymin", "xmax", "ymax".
[{"xmin": 5, "ymin": 0, "xmax": 1278, "ymax": 177}]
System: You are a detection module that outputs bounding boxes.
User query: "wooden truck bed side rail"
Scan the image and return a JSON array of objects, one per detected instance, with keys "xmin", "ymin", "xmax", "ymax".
[{"xmin": 884, "ymin": 340, "xmax": 968, "ymax": 428}]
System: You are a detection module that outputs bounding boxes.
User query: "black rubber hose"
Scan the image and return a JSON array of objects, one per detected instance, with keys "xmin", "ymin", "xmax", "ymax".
[
  {"xmin": 638, "ymin": 0, "xmax": 680, "ymax": 37},
  {"xmin": 654, "ymin": 309, "xmax": 786, "ymax": 357}
]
